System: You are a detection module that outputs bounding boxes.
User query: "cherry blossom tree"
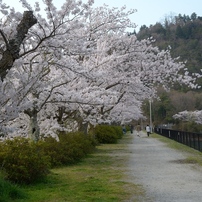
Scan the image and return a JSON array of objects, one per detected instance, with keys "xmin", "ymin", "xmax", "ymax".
[
  {"xmin": 173, "ymin": 110, "xmax": 202, "ymax": 124},
  {"xmin": 0, "ymin": 0, "xmax": 201, "ymax": 141},
  {"xmin": 0, "ymin": 0, "xmax": 136, "ymax": 139}
]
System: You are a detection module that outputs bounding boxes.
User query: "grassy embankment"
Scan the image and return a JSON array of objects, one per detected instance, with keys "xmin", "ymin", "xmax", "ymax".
[
  {"xmin": 152, "ymin": 133, "xmax": 202, "ymax": 166},
  {"xmin": 2, "ymin": 132, "xmax": 202, "ymax": 201},
  {"xmin": 1, "ymin": 133, "xmax": 144, "ymax": 202}
]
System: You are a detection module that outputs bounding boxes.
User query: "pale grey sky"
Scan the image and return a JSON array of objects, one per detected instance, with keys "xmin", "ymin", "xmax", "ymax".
[
  {"xmin": 3, "ymin": 0, "xmax": 202, "ymax": 32},
  {"xmin": 93, "ymin": 0, "xmax": 202, "ymax": 31}
]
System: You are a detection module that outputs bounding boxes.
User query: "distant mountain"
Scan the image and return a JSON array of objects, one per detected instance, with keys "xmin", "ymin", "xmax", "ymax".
[{"xmin": 136, "ymin": 12, "xmax": 202, "ymax": 91}]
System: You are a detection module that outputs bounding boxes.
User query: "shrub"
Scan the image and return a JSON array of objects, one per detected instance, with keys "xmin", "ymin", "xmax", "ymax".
[
  {"xmin": 0, "ymin": 138, "xmax": 50, "ymax": 184},
  {"xmin": 42, "ymin": 132, "xmax": 95, "ymax": 167},
  {"xmin": 111, "ymin": 125, "xmax": 123, "ymax": 139},
  {"xmin": 0, "ymin": 132, "xmax": 96, "ymax": 183},
  {"xmin": 173, "ymin": 121, "xmax": 202, "ymax": 133},
  {"xmin": 125, "ymin": 125, "xmax": 130, "ymax": 132},
  {"xmin": 93, "ymin": 125, "xmax": 120, "ymax": 144},
  {"xmin": 40, "ymin": 136, "xmax": 62, "ymax": 167}
]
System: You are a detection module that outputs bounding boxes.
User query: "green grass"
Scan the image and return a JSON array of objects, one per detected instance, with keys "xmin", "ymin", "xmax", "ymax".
[
  {"xmin": 152, "ymin": 133, "xmax": 202, "ymax": 166},
  {"xmin": 6, "ymin": 132, "xmax": 202, "ymax": 202},
  {"xmin": 0, "ymin": 173, "xmax": 27, "ymax": 202},
  {"xmin": 3, "ymin": 133, "xmax": 144, "ymax": 202}
]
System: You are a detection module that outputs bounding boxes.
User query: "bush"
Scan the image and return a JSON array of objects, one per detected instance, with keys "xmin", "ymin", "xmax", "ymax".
[
  {"xmin": 0, "ymin": 138, "xmax": 50, "ymax": 184},
  {"xmin": 42, "ymin": 132, "xmax": 95, "ymax": 167},
  {"xmin": 93, "ymin": 125, "xmax": 120, "ymax": 144},
  {"xmin": 39, "ymin": 136, "xmax": 61, "ymax": 167},
  {"xmin": 111, "ymin": 125, "xmax": 123, "ymax": 139},
  {"xmin": 125, "ymin": 125, "xmax": 130, "ymax": 132},
  {"xmin": 173, "ymin": 121, "xmax": 202, "ymax": 133},
  {"xmin": 0, "ymin": 132, "xmax": 96, "ymax": 183}
]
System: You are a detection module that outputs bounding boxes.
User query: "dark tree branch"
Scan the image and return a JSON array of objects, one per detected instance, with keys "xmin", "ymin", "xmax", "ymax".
[{"xmin": 0, "ymin": 11, "xmax": 37, "ymax": 81}]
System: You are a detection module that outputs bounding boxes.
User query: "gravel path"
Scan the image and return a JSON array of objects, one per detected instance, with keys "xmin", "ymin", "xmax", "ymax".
[{"xmin": 126, "ymin": 131, "xmax": 202, "ymax": 202}]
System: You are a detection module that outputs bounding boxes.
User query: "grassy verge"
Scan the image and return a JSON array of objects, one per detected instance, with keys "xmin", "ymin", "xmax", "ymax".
[
  {"xmin": 10, "ymin": 133, "xmax": 144, "ymax": 202},
  {"xmin": 0, "ymin": 173, "xmax": 27, "ymax": 202},
  {"xmin": 152, "ymin": 133, "xmax": 202, "ymax": 166}
]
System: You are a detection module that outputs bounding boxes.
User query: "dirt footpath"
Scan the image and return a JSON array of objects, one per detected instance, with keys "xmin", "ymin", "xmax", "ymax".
[{"xmin": 125, "ymin": 131, "xmax": 202, "ymax": 202}]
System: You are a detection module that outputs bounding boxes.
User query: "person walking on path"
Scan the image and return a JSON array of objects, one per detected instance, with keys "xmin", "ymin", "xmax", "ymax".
[
  {"xmin": 146, "ymin": 124, "xmax": 150, "ymax": 137},
  {"xmin": 122, "ymin": 125, "xmax": 126, "ymax": 134},
  {"xmin": 136, "ymin": 124, "xmax": 141, "ymax": 137},
  {"xmin": 130, "ymin": 124, "xmax": 134, "ymax": 134}
]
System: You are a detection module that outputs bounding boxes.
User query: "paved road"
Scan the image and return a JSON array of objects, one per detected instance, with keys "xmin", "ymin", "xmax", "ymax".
[{"xmin": 126, "ymin": 131, "xmax": 202, "ymax": 202}]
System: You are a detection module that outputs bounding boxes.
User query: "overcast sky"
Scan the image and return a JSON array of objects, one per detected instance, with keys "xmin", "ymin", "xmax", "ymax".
[
  {"xmin": 4, "ymin": 0, "xmax": 202, "ymax": 32},
  {"xmin": 93, "ymin": 0, "xmax": 202, "ymax": 31}
]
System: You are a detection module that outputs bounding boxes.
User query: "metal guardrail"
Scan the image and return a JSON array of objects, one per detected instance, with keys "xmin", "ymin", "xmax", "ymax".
[{"xmin": 154, "ymin": 127, "xmax": 202, "ymax": 152}]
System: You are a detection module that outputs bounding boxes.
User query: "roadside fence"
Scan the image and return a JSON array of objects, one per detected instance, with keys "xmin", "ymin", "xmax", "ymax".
[{"xmin": 154, "ymin": 127, "xmax": 202, "ymax": 152}]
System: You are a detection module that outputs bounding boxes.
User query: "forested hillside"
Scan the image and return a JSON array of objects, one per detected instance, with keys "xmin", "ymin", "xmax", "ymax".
[
  {"xmin": 136, "ymin": 13, "xmax": 202, "ymax": 129},
  {"xmin": 136, "ymin": 12, "xmax": 202, "ymax": 90}
]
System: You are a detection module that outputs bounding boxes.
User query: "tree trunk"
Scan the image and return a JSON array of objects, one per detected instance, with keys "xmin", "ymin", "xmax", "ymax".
[
  {"xmin": 28, "ymin": 112, "xmax": 40, "ymax": 142},
  {"xmin": 0, "ymin": 11, "xmax": 37, "ymax": 81},
  {"xmin": 77, "ymin": 120, "xmax": 89, "ymax": 135},
  {"xmin": 25, "ymin": 108, "xmax": 40, "ymax": 142}
]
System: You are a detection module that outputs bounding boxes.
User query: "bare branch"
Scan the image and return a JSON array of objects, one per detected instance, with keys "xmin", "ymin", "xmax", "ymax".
[{"xmin": 0, "ymin": 11, "xmax": 37, "ymax": 81}]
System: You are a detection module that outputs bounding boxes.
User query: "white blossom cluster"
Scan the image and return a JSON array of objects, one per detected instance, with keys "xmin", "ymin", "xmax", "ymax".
[
  {"xmin": 0, "ymin": 0, "xmax": 201, "ymax": 140},
  {"xmin": 173, "ymin": 110, "xmax": 202, "ymax": 124}
]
